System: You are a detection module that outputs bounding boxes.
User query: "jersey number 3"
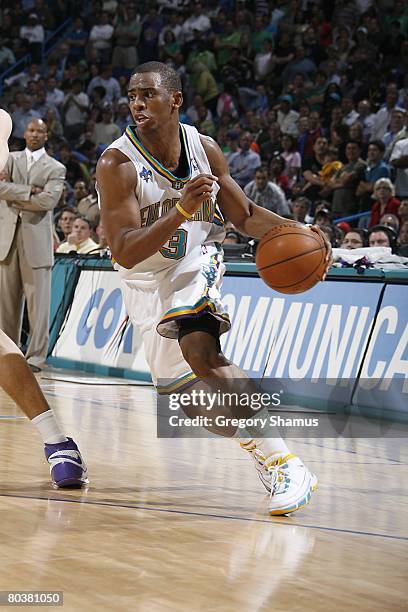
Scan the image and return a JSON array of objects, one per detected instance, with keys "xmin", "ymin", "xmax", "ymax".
[{"xmin": 160, "ymin": 228, "xmax": 187, "ymax": 260}]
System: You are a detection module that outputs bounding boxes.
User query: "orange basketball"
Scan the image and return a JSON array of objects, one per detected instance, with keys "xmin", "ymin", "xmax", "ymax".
[{"xmin": 256, "ymin": 223, "xmax": 326, "ymax": 294}]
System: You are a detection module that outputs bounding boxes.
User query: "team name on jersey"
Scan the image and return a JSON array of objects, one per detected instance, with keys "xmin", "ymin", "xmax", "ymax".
[{"xmin": 140, "ymin": 197, "xmax": 216, "ymax": 228}]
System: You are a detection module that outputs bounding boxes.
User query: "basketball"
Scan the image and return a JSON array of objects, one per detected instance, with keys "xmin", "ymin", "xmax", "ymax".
[{"xmin": 256, "ymin": 223, "xmax": 327, "ymax": 294}]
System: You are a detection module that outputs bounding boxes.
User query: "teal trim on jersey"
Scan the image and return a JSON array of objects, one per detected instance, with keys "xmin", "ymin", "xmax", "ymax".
[
  {"xmin": 125, "ymin": 124, "xmax": 192, "ymax": 185},
  {"xmin": 156, "ymin": 371, "xmax": 198, "ymax": 395}
]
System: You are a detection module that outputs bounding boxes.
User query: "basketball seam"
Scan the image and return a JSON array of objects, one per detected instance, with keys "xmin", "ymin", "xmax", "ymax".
[
  {"xmin": 257, "ymin": 246, "xmax": 324, "ymax": 271},
  {"xmin": 266, "ymin": 248, "xmax": 325, "ymax": 289},
  {"xmin": 258, "ymin": 231, "xmax": 323, "ymax": 253}
]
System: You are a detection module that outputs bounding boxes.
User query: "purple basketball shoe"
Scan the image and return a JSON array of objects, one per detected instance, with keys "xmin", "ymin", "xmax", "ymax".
[{"xmin": 44, "ymin": 438, "xmax": 88, "ymax": 487}]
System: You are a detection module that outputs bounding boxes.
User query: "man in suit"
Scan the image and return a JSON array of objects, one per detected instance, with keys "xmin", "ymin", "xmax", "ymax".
[
  {"xmin": 0, "ymin": 118, "xmax": 65, "ymax": 371},
  {"xmin": 0, "ymin": 108, "xmax": 87, "ymax": 488}
]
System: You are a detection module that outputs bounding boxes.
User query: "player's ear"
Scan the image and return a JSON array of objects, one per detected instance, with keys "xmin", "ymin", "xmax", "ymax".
[{"xmin": 172, "ymin": 91, "xmax": 183, "ymax": 110}]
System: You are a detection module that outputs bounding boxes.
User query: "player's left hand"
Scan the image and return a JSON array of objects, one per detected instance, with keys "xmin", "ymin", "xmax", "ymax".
[{"xmin": 309, "ymin": 225, "xmax": 333, "ymax": 280}]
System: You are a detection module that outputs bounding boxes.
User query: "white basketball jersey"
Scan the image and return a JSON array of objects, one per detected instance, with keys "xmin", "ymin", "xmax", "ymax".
[{"xmin": 100, "ymin": 123, "xmax": 225, "ymax": 275}]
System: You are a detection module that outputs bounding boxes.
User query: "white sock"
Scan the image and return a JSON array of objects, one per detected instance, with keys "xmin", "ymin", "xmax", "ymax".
[
  {"xmin": 237, "ymin": 407, "xmax": 291, "ymax": 458},
  {"xmin": 31, "ymin": 410, "xmax": 68, "ymax": 444}
]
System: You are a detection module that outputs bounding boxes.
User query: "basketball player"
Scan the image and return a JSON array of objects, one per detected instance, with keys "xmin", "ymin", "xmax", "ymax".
[
  {"xmin": 96, "ymin": 63, "xmax": 332, "ymax": 515},
  {"xmin": 0, "ymin": 108, "xmax": 87, "ymax": 488}
]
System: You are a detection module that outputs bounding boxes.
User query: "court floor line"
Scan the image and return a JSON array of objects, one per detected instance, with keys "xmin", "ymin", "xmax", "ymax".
[
  {"xmin": 0, "ymin": 492, "xmax": 406, "ymax": 542},
  {"xmin": 43, "ymin": 390, "xmax": 406, "ymax": 465}
]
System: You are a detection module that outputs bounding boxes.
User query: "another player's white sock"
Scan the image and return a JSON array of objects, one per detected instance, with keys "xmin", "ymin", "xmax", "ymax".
[
  {"xmin": 237, "ymin": 407, "xmax": 291, "ymax": 458},
  {"xmin": 31, "ymin": 410, "xmax": 68, "ymax": 444}
]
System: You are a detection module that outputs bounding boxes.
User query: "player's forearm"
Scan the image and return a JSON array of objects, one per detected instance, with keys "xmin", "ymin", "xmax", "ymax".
[
  {"xmin": 238, "ymin": 202, "xmax": 299, "ymax": 239},
  {"xmin": 110, "ymin": 208, "xmax": 186, "ymax": 268}
]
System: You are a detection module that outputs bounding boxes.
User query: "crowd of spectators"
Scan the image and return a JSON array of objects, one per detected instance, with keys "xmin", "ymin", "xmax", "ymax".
[{"xmin": 1, "ymin": 0, "xmax": 408, "ymax": 257}]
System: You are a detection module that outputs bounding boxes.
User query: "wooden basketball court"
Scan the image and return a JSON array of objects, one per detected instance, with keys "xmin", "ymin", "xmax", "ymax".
[{"xmin": 0, "ymin": 371, "xmax": 407, "ymax": 611}]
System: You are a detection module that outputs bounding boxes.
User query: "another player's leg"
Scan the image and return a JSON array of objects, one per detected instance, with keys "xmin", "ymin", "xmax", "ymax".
[
  {"xmin": 178, "ymin": 320, "xmax": 317, "ymax": 516},
  {"xmin": 0, "ymin": 329, "xmax": 88, "ymax": 487}
]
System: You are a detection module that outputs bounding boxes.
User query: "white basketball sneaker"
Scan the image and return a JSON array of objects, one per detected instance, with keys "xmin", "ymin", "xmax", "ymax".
[{"xmin": 266, "ymin": 453, "xmax": 318, "ymax": 516}]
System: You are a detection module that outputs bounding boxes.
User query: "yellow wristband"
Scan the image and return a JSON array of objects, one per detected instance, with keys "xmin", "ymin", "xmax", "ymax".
[{"xmin": 176, "ymin": 202, "xmax": 193, "ymax": 220}]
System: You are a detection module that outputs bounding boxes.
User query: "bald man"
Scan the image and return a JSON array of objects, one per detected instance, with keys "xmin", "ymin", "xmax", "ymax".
[
  {"xmin": 0, "ymin": 109, "xmax": 87, "ymax": 487},
  {"xmin": 0, "ymin": 117, "xmax": 65, "ymax": 371}
]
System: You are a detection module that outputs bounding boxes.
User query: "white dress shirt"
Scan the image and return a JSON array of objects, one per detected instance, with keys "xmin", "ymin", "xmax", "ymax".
[{"xmin": 25, "ymin": 146, "xmax": 46, "ymax": 170}]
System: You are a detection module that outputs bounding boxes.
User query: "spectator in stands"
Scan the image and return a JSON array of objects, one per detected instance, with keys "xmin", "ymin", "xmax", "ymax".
[
  {"xmin": 59, "ymin": 144, "xmax": 86, "ymax": 187},
  {"xmin": 112, "ymin": 4, "xmax": 141, "ymax": 72},
  {"xmin": 398, "ymin": 221, "xmax": 408, "ymax": 256},
  {"xmin": 87, "ymin": 64, "xmax": 120, "ymax": 104},
  {"xmin": 356, "ymin": 99, "xmax": 375, "ymax": 143},
  {"xmin": 282, "ymin": 46, "xmax": 317, "ymax": 87},
  {"xmin": 57, "ymin": 216, "xmax": 99, "ymax": 254},
  {"xmin": 94, "ymin": 217, "xmax": 109, "ymax": 250},
  {"xmin": 298, "ymin": 111, "xmax": 324, "ymax": 160},
  {"xmin": 380, "ymin": 213, "xmax": 400, "ymax": 234},
  {"xmin": 302, "ymin": 136, "xmax": 329, "ymax": 206},
  {"xmin": 330, "ymin": 141, "xmax": 366, "ymax": 218},
  {"xmin": 371, "ymin": 88, "xmax": 404, "ymax": 141},
  {"xmin": 0, "ymin": 38, "xmax": 16, "ymax": 71},
  {"xmin": 92, "ymin": 104, "xmax": 121, "ymax": 147},
  {"xmin": 341, "ymin": 95, "xmax": 359, "ymax": 127},
  {"xmin": 138, "ymin": 6, "xmax": 163, "ymax": 63},
  {"xmin": 341, "ymin": 229, "xmax": 367, "ymax": 249},
  {"xmin": 258, "ymin": 121, "xmax": 282, "ymax": 160},
  {"xmin": 115, "ymin": 99, "xmax": 132, "ymax": 133},
  {"xmin": 281, "ymin": 134, "xmax": 301, "ymax": 188},
  {"xmin": 228, "ymin": 131, "xmax": 261, "ymax": 189},
  {"xmin": 368, "ymin": 225, "xmax": 397, "ymax": 251},
  {"xmin": 369, "ymin": 178, "xmax": 400, "ymax": 227},
  {"xmin": 276, "ymin": 95, "xmax": 299, "ymax": 137},
  {"xmin": 290, "ymin": 196, "xmax": 310, "ymax": 223},
  {"xmin": 0, "ymin": 118, "xmax": 66, "ymax": 371},
  {"xmin": 89, "ymin": 11, "xmax": 114, "ymax": 64},
  {"xmin": 44, "ymin": 108, "xmax": 64, "ymax": 145},
  {"xmin": 11, "ymin": 95, "xmax": 41, "ymax": 146},
  {"xmin": 244, "ymin": 167, "xmax": 290, "ymax": 216},
  {"xmin": 19, "ymin": 13, "xmax": 44, "ymax": 63},
  {"xmin": 357, "ymin": 140, "xmax": 390, "ymax": 212},
  {"xmin": 383, "ymin": 109, "xmax": 406, "ymax": 149},
  {"xmin": 76, "ymin": 177, "xmax": 98, "ymax": 225},
  {"xmin": 214, "ymin": 19, "xmax": 241, "ymax": 69},
  {"xmin": 181, "ymin": 1, "xmax": 211, "ymax": 45},
  {"xmin": 390, "ymin": 136, "xmax": 408, "ymax": 200},
  {"xmin": 66, "ymin": 17, "xmax": 89, "ymax": 63},
  {"xmin": 50, "ymin": 42, "xmax": 72, "ymax": 83},
  {"xmin": 253, "ymin": 38, "xmax": 274, "ymax": 83},
  {"xmin": 62, "ymin": 79, "xmax": 90, "ymax": 144},
  {"xmin": 189, "ymin": 62, "xmax": 219, "ymax": 116},
  {"xmin": 399, "ymin": 199, "xmax": 408, "ymax": 224},
  {"xmin": 269, "ymin": 154, "xmax": 290, "ymax": 194},
  {"xmin": 46, "ymin": 77, "xmax": 64, "ymax": 108},
  {"xmin": 56, "ymin": 206, "xmax": 76, "ymax": 243}
]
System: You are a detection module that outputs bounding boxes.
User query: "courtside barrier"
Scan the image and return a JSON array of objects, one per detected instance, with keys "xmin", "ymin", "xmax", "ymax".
[{"xmin": 47, "ymin": 255, "xmax": 408, "ymax": 416}]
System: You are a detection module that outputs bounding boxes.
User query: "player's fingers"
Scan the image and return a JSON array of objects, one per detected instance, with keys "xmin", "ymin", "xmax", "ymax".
[
  {"xmin": 188, "ymin": 173, "xmax": 218, "ymax": 185},
  {"xmin": 187, "ymin": 181, "xmax": 216, "ymax": 198}
]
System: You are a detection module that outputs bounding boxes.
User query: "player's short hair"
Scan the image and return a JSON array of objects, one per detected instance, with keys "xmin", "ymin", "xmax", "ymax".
[{"xmin": 131, "ymin": 62, "xmax": 182, "ymax": 93}]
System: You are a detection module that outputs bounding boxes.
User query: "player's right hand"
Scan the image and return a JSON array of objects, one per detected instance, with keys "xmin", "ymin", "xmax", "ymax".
[{"xmin": 179, "ymin": 173, "xmax": 218, "ymax": 216}]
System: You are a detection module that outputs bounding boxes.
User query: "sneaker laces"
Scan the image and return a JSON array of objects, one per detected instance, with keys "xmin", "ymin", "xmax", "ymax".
[
  {"xmin": 266, "ymin": 454, "xmax": 297, "ymax": 495},
  {"xmin": 269, "ymin": 464, "xmax": 288, "ymax": 495}
]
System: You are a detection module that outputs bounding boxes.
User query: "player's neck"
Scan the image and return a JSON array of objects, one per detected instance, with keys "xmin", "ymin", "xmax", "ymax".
[{"xmin": 136, "ymin": 124, "xmax": 181, "ymax": 172}]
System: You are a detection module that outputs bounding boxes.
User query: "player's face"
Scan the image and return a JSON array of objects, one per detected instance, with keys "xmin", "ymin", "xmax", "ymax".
[{"xmin": 127, "ymin": 73, "xmax": 182, "ymax": 133}]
